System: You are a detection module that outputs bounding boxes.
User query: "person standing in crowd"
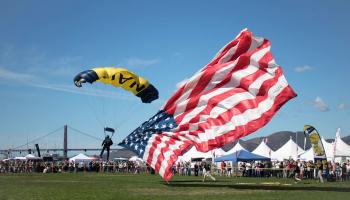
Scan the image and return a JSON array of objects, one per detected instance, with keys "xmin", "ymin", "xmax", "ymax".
[
  {"xmin": 176, "ymin": 162, "xmax": 181, "ymax": 176},
  {"xmin": 294, "ymin": 161, "xmax": 301, "ymax": 182},
  {"xmin": 335, "ymin": 162, "xmax": 341, "ymax": 181},
  {"xmin": 347, "ymin": 160, "xmax": 350, "ymax": 181},
  {"xmin": 220, "ymin": 161, "xmax": 226, "ymax": 176},
  {"xmin": 187, "ymin": 162, "xmax": 191, "ymax": 176},
  {"xmin": 202, "ymin": 161, "xmax": 216, "ymax": 182},
  {"xmin": 341, "ymin": 163, "xmax": 347, "ymax": 182},
  {"xmin": 227, "ymin": 162, "xmax": 232, "ymax": 177},
  {"xmin": 194, "ymin": 162, "xmax": 199, "ymax": 176},
  {"xmin": 316, "ymin": 160, "xmax": 324, "ymax": 183}
]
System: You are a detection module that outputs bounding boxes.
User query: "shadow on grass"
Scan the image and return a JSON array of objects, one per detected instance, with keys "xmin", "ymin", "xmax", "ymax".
[{"xmin": 166, "ymin": 181, "xmax": 350, "ymax": 193}]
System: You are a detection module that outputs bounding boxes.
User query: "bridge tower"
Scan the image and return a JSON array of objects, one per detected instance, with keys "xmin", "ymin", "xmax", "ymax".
[{"xmin": 63, "ymin": 125, "xmax": 68, "ymax": 159}]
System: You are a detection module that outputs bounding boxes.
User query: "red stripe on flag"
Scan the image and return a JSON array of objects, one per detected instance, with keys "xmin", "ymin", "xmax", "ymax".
[
  {"xmin": 164, "ymin": 30, "xmax": 253, "ymax": 114},
  {"xmin": 207, "ymin": 30, "xmax": 252, "ymax": 67},
  {"xmin": 170, "ymin": 69, "xmax": 294, "ymax": 151},
  {"xmin": 145, "ymin": 134, "xmax": 192, "ymax": 181},
  {"xmin": 145, "ymin": 134, "xmax": 164, "ymax": 165},
  {"xmin": 193, "ymin": 85, "xmax": 296, "ymax": 151},
  {"xmin": 163, "ymin": 86, "xmax": 185, "ymax": 113},
  {"xmin": 173, "ymin": 40, "xmax": 271, "ymax": 125},
  {"xmin": 180, "ymin": 67, "xmax": 286, "ymax": 133},
  {"xmin": 162, "ymin": 142, "xmax": 192, "ymax": 181},
  {"xmin": 177, "ymin": 52, "xmax": 275, "ymax": 129}
]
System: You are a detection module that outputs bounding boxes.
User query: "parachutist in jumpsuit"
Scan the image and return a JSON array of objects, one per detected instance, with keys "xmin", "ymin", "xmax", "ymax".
[{"xmin": 100, "ymin": 135, "xmax": 113, "ymax": 160}]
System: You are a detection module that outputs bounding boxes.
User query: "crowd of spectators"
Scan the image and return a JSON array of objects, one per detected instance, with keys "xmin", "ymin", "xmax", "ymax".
[
  {"xmin": 171, "ymin": 159, "xmax": 350, "ymax": 182},
  {"xmin": 233, "ymin": 160, "xmax": 350, "ymax": 182},
  {"xmin": 1, "ymin": 158, "xmax": 350, "ymax": 182},
  {"xmin": 0, "ymin": 159, "xmax": 143, "ymax": 174}
]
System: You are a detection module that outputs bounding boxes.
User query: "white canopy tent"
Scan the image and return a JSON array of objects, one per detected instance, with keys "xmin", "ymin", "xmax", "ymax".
[
  {"xmin": 334, "ymin": 137, "xmax": 350, "ymax": 157},
  {"xmin": 252, "ymin": 141, "xmax": 274, "ymax": 158},
  {"xmin": 271, "ymin": 138, "xmax": 305, "ymax": 161},
  {"xmin": 321, "ymin": 137, "xmax": 335, "ymax": 161},
  {"xmin": 177, "ymin": 146, "xmax": 213, "ymax": 162},
  {"xmin": 213, "ymin": 148, "xmax": 227, "ymax": 158},
  {"xmin": 25, "ymin": 154, "xmax": 42, "ymax": 160},
  {"xmin": 224, "ymin": 141, "xmax": 247, "ymax": 155},
  {"xmin": 298, "ymin": 148, "xmax": 314, "ymax": 161},
  {"xmin": 13, "ymin": 156, "xmax": 27, "ymax": 161},
  {"xmin": 129, "ymin": 156, "xmax": 144, "ymax": 163},
  {"xmin": 69, "ymin": 153, "xmax": 94, "ymax": 163}
]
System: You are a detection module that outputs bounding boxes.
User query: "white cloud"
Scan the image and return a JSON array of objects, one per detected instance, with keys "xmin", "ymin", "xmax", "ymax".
[
  {"xmin": 0, "ymin": 67, "xmax": 35, "ymax": 81},
  {"xmin": 0, "ymin": 44, "xmax": 83, "ymax": 77},
  {"xmin": 125, "ymin": 58, "xmax": 160, "ymax": 67},
  {"xmin": 294, "ymin": 65, "xmax": 313, "ymax": 73},
  {"xmin": 337, "ymin": 103, "xmax": 348, "ymax": 110},
  {"xmin": 0, "ymin": 67, "xmax": 137, "ymax": 101},
  {"xmin": 29, "ymin": 82, "xmax": 137, "ymax": 101},
  {"xmin": 45, "ymin": 56, "xmax": 83, "ymax": 76},
  {"xmin": 312, "ymin": 96, "xmax": 329, "ymax": 112}
]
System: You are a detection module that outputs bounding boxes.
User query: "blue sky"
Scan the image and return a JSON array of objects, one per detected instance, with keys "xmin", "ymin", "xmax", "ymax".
[{"xmin": 0, "ymin": 0, "xmax": 349, "ymax": 152}]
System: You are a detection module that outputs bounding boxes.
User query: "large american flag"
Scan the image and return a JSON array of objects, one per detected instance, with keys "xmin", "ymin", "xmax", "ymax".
[{"xmin": 119, "ymin": 29, "xmax": 297, "ymax": 181}]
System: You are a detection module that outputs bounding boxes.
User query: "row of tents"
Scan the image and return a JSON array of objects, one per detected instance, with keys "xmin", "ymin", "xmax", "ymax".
[
  {"xmin": 2, "ymin": 153, "xmax": 97, "ymax": 163},
  {"xmin": 177, "ymin": 133, "xmax": 350, "ymax": 162},
  {"xmin": 2, "ymin": 153, "xmax": 145, "ymax": 165},
  {"xmin": 2, "ymin": 154, "xmax": 42, "ymax": 161}
]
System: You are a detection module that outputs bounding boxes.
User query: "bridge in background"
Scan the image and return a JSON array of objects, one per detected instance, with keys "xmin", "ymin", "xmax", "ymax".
[{"xmin": 0, "ymin": 125, "xmax": 122, "ymax": 158}]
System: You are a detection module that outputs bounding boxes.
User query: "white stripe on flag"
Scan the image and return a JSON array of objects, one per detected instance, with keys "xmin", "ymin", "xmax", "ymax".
[
  {"xmin": 175, "ymin": 46, "xmax": 271, "ymax": 124},
  {"xmin": 157, "ymin": 139, "xmax": 186, "ymax": 178},
  {"xmin": 180, "ymin": 75, "xmax": 291, "ymax": 143},
  {"xmin": 142, "ymin": 134, "xmax": 158, "ymax": 160},
  {"xmin": 149, "ymin": 135, "xmax": 171, "ymax": 169}
]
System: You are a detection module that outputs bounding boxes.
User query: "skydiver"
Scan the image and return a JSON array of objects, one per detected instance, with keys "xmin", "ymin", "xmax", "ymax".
[{"xmin": 100, "ymin": 135, "xmax": 113, "ymax": 160}]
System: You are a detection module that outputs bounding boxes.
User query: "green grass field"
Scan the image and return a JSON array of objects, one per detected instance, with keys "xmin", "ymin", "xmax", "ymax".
[{"xmin": 0, "ymin": 173, "xmax": 349, "ymax": 200}]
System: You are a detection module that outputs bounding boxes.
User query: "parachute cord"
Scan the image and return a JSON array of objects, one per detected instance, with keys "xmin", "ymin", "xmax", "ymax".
[
  {"xmin": 68, "ymin": 126, "xmax": 103, "ymax": 141},
  {"xmin": 112, "ymin": 102, "xmax": 140, "ymax": 130},
  {"xmin": 85, "ymin": 88, "xmax": 106, "ymax": 130}
]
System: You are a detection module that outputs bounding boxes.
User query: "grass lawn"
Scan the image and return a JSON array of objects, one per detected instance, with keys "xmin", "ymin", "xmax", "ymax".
[{"xmin": 0, "ymin": 173, "xmax": 349, "ymax": 200}]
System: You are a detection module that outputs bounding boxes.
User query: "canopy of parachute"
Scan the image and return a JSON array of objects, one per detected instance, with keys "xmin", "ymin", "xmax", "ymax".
[{"xmin": 74, "ymin": 67, "xmax": 159, "ymax": 103}]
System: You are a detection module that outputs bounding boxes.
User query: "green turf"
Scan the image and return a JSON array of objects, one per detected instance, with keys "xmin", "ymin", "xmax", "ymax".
[{"xmin": 0, "ymin": 173, "xmax": 349, "ymax": 200}]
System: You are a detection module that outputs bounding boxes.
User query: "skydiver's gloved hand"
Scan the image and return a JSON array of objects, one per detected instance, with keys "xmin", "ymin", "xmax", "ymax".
[
  {"xmin": 136, "ymin": 84, "xmax": 159, "ymax": 103},
  {"xmin": 73, "ymin": 70, "xmax": 99, "ymax": 87}
]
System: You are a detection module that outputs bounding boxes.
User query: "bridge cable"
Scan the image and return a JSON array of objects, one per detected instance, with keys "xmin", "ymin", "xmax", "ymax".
[
  {"xmin": 12, "ymin": 126, "xmax": 64, "ymax": 150},
  {"xmin": 68, "ymin": 126, "xmax": 103, "ymax": 141}
]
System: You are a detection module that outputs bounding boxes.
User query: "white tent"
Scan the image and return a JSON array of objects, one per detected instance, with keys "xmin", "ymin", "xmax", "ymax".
[
  {"xmin": 129, "ymin": 156, "xmax": 144, "ymax": 163},
  {"xmin": 224, "ymin": 141, "xmax": 247, "ymax": 155},
  {"xmin": 25, "ymin": 154, "xmax": 42, "ymax": 160},
  {"xmin": 213, "ymin": 148, "xmax": 227, "ymax": 158},
  {"xmin": 178, "ymin": 146, "xmax": 213, "ymax": 162},
  {"xmin": 13, "ymin": 156, "xmax": 26, "ymax": 160},
  {"xmin": 334, "ymin": 136, "xmax": 350, "ymax": 157},
  {"xmin": 298, "ymin": 148, "xmax": 314, "ymax": 161},
  {"xmin": 271, "ymin": 138, "xmax": 305, "ymax": 161},
  {"xmin": 252, "ymin": 141, "xmax": 274, "ymax": 158},
  {"xmin": 69, "ymin": 153, "xmax": 94, "ymax": 163},
  {"xmin": 321, "ymin": 137, "xmax": 335, "ymax": 161}
]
